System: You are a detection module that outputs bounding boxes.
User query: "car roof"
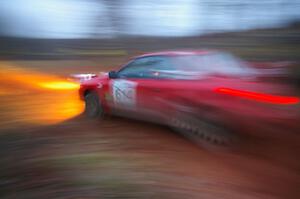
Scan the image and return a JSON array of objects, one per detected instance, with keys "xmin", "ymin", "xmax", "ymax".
[{"xmin": 135, "ymin": 50, "xmax": 217, "ymax": 58}]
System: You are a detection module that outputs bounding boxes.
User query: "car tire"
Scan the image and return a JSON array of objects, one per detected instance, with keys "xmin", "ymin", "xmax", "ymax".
[
  {"xmin": 169, "ymin": 112, "xmax": 236, "ymax": 150},
  {"xmin": 84, "ymin": 92, "xmax": 104, "ymax": 119}
]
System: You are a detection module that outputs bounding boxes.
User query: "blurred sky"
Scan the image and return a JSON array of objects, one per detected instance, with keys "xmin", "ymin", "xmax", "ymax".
[{"xmin": 0, "ymin": 0, "xmax": 300, "ymax": 38}]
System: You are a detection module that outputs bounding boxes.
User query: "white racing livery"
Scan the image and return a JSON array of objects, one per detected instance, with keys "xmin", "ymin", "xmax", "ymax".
[{"xmin": 111, "ymin": 80, "xmax": 137, "ymax": 109}]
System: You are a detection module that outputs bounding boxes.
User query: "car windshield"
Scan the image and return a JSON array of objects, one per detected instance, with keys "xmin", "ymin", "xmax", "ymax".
[{"xmin": 170, "ymin": 53, "xmax": 255, "ymax": 76}]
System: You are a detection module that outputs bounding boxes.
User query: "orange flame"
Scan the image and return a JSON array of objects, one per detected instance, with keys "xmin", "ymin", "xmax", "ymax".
[
  {"xmin": 38, "ymin": 81, "xmax": 79, "ymax": 90},
  {"xmin": 0, "ymin": 64, "xmax": 84, "ymax": 128}
]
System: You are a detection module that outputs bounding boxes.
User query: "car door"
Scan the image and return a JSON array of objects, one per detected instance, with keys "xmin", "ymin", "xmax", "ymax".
[
  {"xmin": 107, "ymin": 55, "xmax": 204, "ymax": 123},
  {"xmin": 134, "ymin": 55, "xmax": 214, "ymax": 123},
  {"xmin": 128, "ymin": 56, "xmax": 181, "ymax": 122}
]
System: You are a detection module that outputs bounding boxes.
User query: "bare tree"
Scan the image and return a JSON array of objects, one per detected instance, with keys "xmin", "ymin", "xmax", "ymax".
[{"xmin": 94, "ymin": 0, "xmax": 124, "ymax": 37}]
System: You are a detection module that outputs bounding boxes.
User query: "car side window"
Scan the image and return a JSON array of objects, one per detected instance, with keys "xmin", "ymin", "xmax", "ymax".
[
  {"xmin": 117, "ymin": 57, "xmax": 149, "ymax": 78},
  {"xmin": 117, "ymin": 56, "xmax": 171, "ymax": 79}
]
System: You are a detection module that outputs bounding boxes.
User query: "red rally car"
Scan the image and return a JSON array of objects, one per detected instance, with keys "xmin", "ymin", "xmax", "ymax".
[{"xmin": 79, "ymin": 50, "xmax": 300, "ymax": 146}]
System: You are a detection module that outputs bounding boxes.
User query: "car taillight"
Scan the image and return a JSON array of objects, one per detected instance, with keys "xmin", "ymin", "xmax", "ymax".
[{"xmin": 214, "ymin": 87, "xmax": 300, "ymax": 105}]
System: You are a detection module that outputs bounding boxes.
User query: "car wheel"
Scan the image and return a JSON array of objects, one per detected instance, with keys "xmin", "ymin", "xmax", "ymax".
[
  {"xmin": 84, "ymin": 92, "xmax": 104, "ymax": 119},
  {"xmin": 169, "ymin": 112, "xmax": 236, "ymax": 149}
]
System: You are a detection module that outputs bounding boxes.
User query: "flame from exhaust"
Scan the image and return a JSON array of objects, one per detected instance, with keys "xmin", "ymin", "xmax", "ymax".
[
  {"xmin": 0, "ymin": 64, "xmax": 80, "ymax": 91},
  {"xmin": 38, "ymin": 81, "xmax": 79, "ymax": 90},
  {"xmin": 0, "ymin": 64, "xmax": 84, "ymax": 128}
]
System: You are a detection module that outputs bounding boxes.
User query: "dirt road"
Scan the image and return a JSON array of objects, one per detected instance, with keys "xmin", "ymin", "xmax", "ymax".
[{"xmin": 0, "ymin": 60, "xmax": 299, "ymax": 198}]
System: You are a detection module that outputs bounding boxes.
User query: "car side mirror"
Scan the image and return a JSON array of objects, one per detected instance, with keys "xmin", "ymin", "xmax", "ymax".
[{"xmin": 108, "ymin": 71, "xmax": 118, "ymax": 79}]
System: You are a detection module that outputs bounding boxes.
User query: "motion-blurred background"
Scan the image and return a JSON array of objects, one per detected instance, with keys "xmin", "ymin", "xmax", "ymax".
[
  {"xmin": 0, "ymin": 1, "xmax": 299, "ymax": 198},
  {"xmin": 1, "ymin": 0, "xmax": 300, "ymax": 60}
]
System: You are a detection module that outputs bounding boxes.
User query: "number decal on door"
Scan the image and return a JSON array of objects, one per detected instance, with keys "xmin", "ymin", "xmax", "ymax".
[{"xmin": 111, "ymin": 80, "xmax": 137, "ymax": 108}]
